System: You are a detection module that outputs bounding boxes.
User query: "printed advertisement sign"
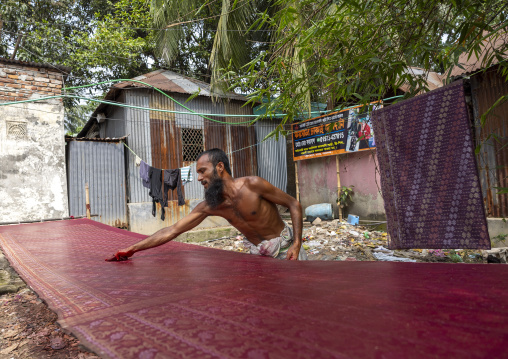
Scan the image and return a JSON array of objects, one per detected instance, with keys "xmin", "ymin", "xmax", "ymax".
[{"xmin": 292, "ymin": 104, "xmax": 379, "ymax": 161}]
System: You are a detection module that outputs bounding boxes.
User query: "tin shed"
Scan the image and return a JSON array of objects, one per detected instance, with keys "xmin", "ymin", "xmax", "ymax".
[{"xmin": 77, "ymin": 70, "xmax": 287, "ymax": 234}]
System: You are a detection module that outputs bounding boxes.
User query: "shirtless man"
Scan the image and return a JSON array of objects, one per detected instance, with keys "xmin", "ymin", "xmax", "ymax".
[{"xmin": 107, "ymin": 148, "xmax": 306, "ymax": 261}]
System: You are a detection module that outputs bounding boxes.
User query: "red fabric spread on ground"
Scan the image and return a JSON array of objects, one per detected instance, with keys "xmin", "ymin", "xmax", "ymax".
[{"xmin": 0, "ymin": 219, "xmax": 507, "ymax": 358}]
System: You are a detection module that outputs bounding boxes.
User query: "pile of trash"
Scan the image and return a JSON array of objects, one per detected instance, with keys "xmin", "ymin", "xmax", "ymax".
[{"xmin": 195, "ymin": 218, "xmax": 492, "ymax": 263}]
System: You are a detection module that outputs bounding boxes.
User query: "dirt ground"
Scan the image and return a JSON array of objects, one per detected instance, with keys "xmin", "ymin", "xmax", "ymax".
[
  {"xmin": 0, "ymin": 288, "xmax": 99, "ymax": 359},
  {"xmin": 0, "ymin": 219, "xmax": 495, "ymax": 358}
]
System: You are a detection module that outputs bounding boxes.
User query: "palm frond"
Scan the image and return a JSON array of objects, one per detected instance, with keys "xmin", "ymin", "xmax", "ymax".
[
  {"xmin": 209, "ymin": 0, "xmax": 256, "ymax": 97},
  {"xmin": 150, "ymin": 0, "xmax": 202, "ymax": 64}
]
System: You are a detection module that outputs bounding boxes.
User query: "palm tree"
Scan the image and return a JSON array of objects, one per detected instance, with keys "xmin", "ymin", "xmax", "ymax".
[
  {"xmin": 150, "ymin": 0, "xmax": 265, "ymax": 96},
  {"xmin": 150, "ymin": 0, "xmax": 337, "ymax": 119}
]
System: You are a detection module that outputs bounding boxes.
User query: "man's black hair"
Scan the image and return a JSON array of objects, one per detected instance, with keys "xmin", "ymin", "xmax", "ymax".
[{"xmin": 196, "ymin": 148, "xmax": 232, "ymax": 175}]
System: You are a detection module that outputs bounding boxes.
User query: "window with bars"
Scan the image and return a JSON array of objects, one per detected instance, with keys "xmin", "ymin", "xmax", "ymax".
[
  {"xmin": 6, "ymin": 121, "xmax": 28, "ymax": 140},
  {"xmin": 182, "ymin": 128, "xmax": 204, "ymax": 162}
]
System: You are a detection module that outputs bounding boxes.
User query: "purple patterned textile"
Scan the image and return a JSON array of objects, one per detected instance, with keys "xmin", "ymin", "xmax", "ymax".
[{"xmin": 371, "ymin": 80, "xmax": 490, "ymax": 249}]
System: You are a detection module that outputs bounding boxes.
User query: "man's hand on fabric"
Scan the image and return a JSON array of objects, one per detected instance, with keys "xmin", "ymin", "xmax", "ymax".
[
  {"xmin": 105, "ymin": 248, "xmax": 134, "ymax": 262},
  {"xmin": 286, "ymin": 243, "xmax": 300, "ymax": 260}
]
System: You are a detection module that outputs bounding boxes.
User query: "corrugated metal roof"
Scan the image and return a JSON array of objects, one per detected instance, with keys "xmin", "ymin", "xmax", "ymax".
[
  {"xmin": 111, "ymin": 69, "xmax": 247, "ymax": 101},
  {"xmin": 78, "ymin": 70, "xmax": 250, "ymax": 138},
  {"xmin": 65, "ymin": 136, "xmax": 127, "ymax": 142},
  {"xmin": 0, "ymin": 56, "xmax": 71, "ymax": 74},
  {"xmin": 450, "ymin": 32, "xmax": 508, "ymax": 77},
  {"xmin": 399, "ymin": 67, "xmax": 444, "ymax": 93}
]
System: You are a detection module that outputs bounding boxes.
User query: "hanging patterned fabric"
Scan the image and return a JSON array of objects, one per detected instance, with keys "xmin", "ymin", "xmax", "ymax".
[
  {"xmin": 180, "ymin": 166, "xmax": 193, "ymax": 185},
  {"xmin": 371, "ymin": 80, "xmax": 490, "ymax": 249}
]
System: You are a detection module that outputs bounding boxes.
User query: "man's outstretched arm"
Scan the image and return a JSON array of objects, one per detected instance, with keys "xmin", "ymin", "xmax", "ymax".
[{"xmin": 106, "ymin": 203, "xmax": 209, "ymax": 261}]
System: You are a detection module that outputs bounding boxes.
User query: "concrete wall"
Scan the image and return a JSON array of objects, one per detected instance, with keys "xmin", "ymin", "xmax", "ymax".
[
  {"xmin": 128, "ymin": 199, "xmax": 229, "ymax": 235},
  {"xmin": 338, "ymin": 150, "xmax": 385, "ymax": 220},
  {"xmin": 0, "ymin": 61, "xmax": 68, "ymax": 222},
  {"xmin": 487, "ymin": 218, "xmax": 508, "ymax": 247},
  {"xmin": 298, "ymin": 156, "xmax": 339, "ymax": 217},
  {"xmin": 0, "ymin": 100, "xmax": 68, "ymax": 222},
  {"xmin": 297, "ymin": 150, "xmax": 385, "ymax": 220}
]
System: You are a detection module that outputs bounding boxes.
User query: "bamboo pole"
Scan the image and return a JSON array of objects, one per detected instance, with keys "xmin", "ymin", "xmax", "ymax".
[
  {"xmin": 336, "ymin": 155, "xmax": 343, "ymax": 221},
  {"xmin": 294, "ymin": 162, "xmax": 300, "ymax": 202},
  {"xmin": 85, "ymin": 183, "xmax": 91, "ymax": 219}
]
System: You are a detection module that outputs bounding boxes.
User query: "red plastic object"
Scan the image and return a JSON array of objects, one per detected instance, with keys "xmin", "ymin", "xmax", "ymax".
[{"xmin": 0, "ymin": 219, "xmax": 507, "ymax": 358}]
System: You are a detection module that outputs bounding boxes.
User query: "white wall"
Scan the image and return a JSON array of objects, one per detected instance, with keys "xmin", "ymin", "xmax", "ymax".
[{"xmin": 0, "ymin": 99, "xmax": 69, "ymax": 222}]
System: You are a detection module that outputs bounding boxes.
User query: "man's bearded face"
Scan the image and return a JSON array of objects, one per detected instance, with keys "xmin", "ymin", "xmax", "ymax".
[{"xmin": 204, "ymin": 168, "xmax": 225, "ymax": 209}]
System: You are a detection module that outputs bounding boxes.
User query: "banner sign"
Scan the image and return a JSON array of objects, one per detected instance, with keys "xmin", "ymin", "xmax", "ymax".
[{"xmin": 292, "ymin": 104, "xmax": 379, "ymax": 161}]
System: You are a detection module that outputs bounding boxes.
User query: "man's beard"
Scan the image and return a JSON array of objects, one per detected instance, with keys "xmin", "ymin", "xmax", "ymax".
[{"xmin": 204, "ymin": 171, "xmax": 225, "ymax": 209}]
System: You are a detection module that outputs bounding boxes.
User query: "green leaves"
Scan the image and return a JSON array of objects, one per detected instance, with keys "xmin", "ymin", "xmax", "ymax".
[
  {"xmin": 0, "ymin": 0, "xmax": 158, "ymax": 131},
  {"xmin": 185, "ymin": 88, "xmax": 202, "ymax": 103},
  {"xmin": 221, "ymin": 0, "xmax": 508, "ymax": 138},
  {"xmin": 494, "ymin": 187, "xmax": 508, "ymax": 195},
  {"xmin": 338, "ymin": 185, "xmax": 355, "ymax": 209}
]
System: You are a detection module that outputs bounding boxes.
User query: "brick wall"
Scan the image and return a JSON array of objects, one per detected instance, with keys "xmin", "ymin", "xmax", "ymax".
[{"xmin": 0, "ymin": 62, "xmax": 65, "ymax": 102}]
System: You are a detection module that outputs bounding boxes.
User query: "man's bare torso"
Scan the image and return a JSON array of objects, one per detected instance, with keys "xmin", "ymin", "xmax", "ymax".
[{"xmin": 202, "ymin": 177, "xmax": 285, "ymax": 246}]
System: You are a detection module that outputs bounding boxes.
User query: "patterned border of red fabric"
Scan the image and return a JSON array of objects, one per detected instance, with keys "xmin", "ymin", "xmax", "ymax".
[
  {"xmin": 1, "ymin": 219, "xmax": 506, "ymax": 358},
  {"xmin": 371, "ymin": 80, "xmax": 490, "ymax": 249}
]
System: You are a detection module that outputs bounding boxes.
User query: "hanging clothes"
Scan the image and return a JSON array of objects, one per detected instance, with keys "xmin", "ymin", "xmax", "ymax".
[
  {"xmin": 180, "ymin": 166, "xmax": 193, "ymax": 185},
  {"xmin": 164, "ymin": 169, "xmax": 185, "ymax": 206},
  {"xmin": 139, "ymin": 161, "xmax": 150, "ymax": 189},
  {"xmin": 149, "ymin": 167, "xmax": 167, "ymax": 220}
]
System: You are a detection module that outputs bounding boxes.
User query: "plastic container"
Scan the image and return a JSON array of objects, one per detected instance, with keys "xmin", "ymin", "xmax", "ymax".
[
  {"xmin": 347, "ymin": 214, "xmax": 359, "ymax": 226},
  {"xmin": 305, "ymin": 203, "xmax": 333, "ymax": 223}
]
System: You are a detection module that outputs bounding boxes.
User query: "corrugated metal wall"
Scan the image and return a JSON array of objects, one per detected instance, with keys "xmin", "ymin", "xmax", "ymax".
[
  {"xmin": 471, "ymin": 67, "xmax": 508, "ymax": 218},
  {"xmin": 255, "ymin": 121, "xmax": 288, "ymax": 191},
  {"xmin": 147, "ymin": 93, "xmax": 262, "ymax": 200},
  {"xmin": 104, "ymin": 92, "xmax": 126, "ymax": 138},
  {"xmin": 225, "ymin": 100, "xmax": 258, "ymax": 177},
  {"xmin": 125, "ymin": 90, "xmax": 152, "ymax": 203},
  {"xmin": 173, "ymin": 94, "xmax": 227, "ymax": 200},
  {"xmin": 67, "ymin": 140, "xmax": 127, "ymax": 227},
  {"xmin": 103, "ymin": 89, "xmax": 287, "ymax": 208}
]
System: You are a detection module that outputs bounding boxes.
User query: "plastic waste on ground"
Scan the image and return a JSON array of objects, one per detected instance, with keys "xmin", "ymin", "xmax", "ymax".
[{"xmin": 372, "ymin": 246, "xmax": 417, "ymax": 262}]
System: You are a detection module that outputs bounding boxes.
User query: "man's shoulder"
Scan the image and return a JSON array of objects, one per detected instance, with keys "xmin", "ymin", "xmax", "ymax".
[
  {"xmin": 237, "ymin": 176, "xmax": 279, "ymax": 195},
  {"xmin": 237, "ymin": 176, "xmax": 266, "ymax": 188},
  {"xmin": 191, "ymin": 200, "xmax": 212, "ymax": 214}
]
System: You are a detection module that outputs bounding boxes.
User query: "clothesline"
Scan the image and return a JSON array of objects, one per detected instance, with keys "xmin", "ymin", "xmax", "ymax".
[
  {"xmin": 120, "ymin": 97, "xmax": 388, "ymax": 169},
  {"xmin": 122, "ymin": 140, "xmax": 263, "ymax": 169},
  {"xmin": 138, "ymin": 155, "xmax": 192, "ymax": 221},
  {"xmin": 127, "ymin": 139, "xmax": 266, "ymax": 221}
]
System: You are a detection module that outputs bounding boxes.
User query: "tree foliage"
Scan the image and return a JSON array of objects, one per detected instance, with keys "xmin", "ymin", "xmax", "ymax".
[
  {"xmin": 1, "ymin": 0, "xmax": 507, "ymax": 134},
  {"xmin": 229, "ymin": 0, "xmax": 508, "ymax": 131},
  {"xmin": 150, "ymin": 0, "xmax": 274, "ymax": 94},
  {"xmin": 0, "ymin": 0, "xmax": 157, "ymax": 131}
]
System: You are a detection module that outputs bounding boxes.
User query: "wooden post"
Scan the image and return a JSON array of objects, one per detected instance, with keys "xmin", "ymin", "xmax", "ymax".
[
  {"xmin": 85, "ymin": 183, "xmax": 91, "ymax": 219},
  {"xmin": 294, "ymin": 162, "xmax": 300, "ymax": 202},
  {"xmin": 336, "ymin": 155, "xmax": 343, "ymax": 221}
]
